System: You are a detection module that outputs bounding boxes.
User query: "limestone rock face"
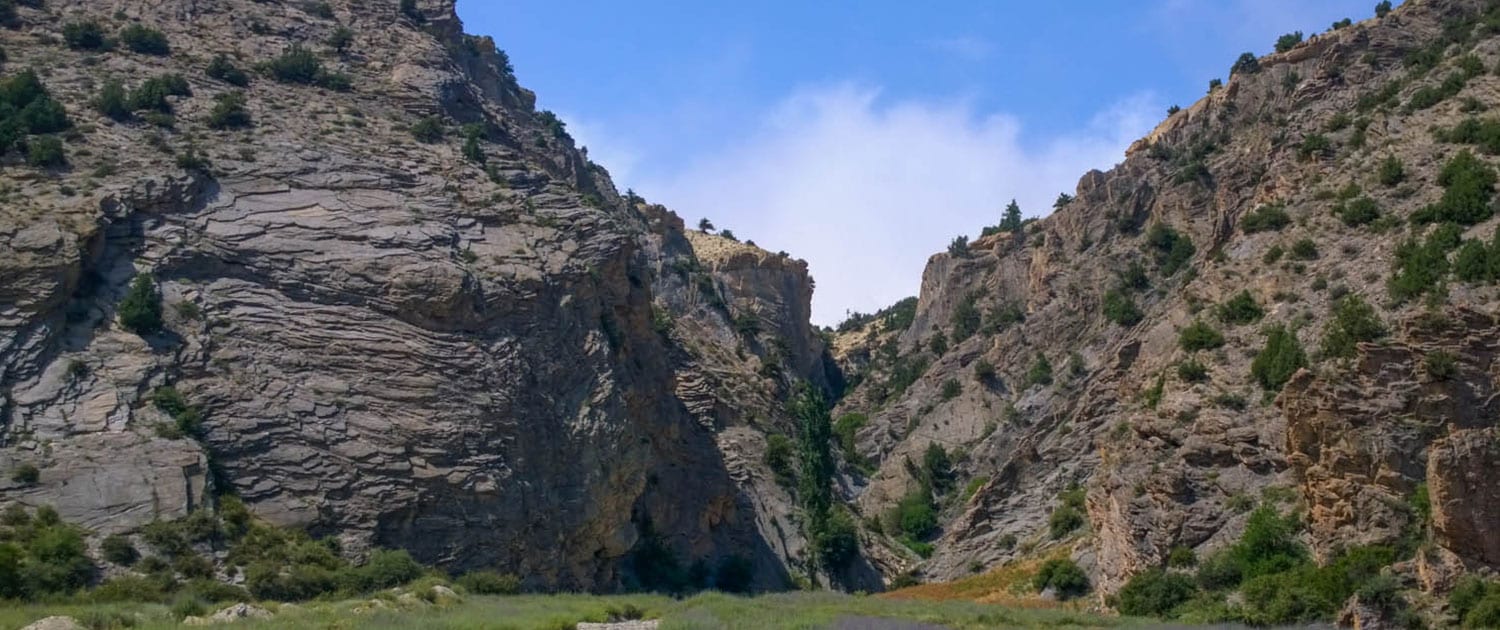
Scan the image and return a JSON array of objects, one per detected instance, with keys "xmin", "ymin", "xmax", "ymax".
[
  {"xmin": 1428, "ymin": 427, "xmax": 1500, "ymax": 567},
  {"xmin": 1280, "ymin": 310, "xmax": 1500, "ymax": 568},
  {"xmin": 830, "ymin": 0, "xmax": 1500, "ymax": 595},
  {"xmin": 0, "ymin": 0, "xmax": 834, "ymax": 590}
]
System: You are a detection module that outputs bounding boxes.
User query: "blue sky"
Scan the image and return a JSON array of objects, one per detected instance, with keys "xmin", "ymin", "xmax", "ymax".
[{"xmin": 458, "ymin": 0, "xmax": 1395, "ymax": 324}]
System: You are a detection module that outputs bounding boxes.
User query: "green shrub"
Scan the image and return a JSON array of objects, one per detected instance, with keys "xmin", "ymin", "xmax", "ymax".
[
  {"xmin": 1375, "ymin": 0, "xmax": 1391, "ymax": 17},
  {"xmin": 1117, "ymin": 569, "xmax": 1196, "ymax": 617},
  {"xmin": 94, "ymin": 79, "xmax": 131, "ymax": 121},
  {"xmin": 1377, "ymin": 156, "xmax": 1404, "ymax": 186},
  {"xmin": 1118, "ymin": 261, "xmax": 1150, "ymax": 292},
  {"xmin": 1412, "ymin": 150, "xmax": 1496, "ymax": 225},
  {"xmin": 0, "ymin": 70, "xmax": 71, "ymax": 141},
  {"xmin": 832, "ymin": 413, "xmax": 867, "ymax": 466},
  {"xmin": 1033, "ymin": 558, "xmax": 1089, "ymax": 600},
  {"xmin": 1425, "ymin": 350, "xmax": 1459, "ymax": 380},
  {"xmin": 1437, "ymin": 117, "xmax": 1500, "ymax": 154},
  {"xmin": 410, "ymin": 116, "xmax": 443, "ymax": 143},
  {"xmin": 1177, "ymin": 359, "xmax": 1209, "ymax": 383},
  {"xmin": 892, "ymin": 489, "xmax": 937, "ymax": 540},
  {"xmin": 947, "ymin": 235, "xmax": 969, "ymax": 258},
  {"xmin": 206, "ymin": 54, "xmax": 250, "ymax": 87},
  {"xmin": 950, "ymin": 292, "xmax": 980, "ymax": 340},
  {"xmin": 246, "ymin": 561, "xmax": 337, "ymax": 601},
  {"xmin": 462, "ymin": 132, "xmax": 484, "ymax": 163},
  {"xmin": 118, "ymin": 274, "xmax": 163, "ymax": 335},
  {"xmin": 1275, "ymin": 31, "xmax": 1303, "ymax": 53},
  {"xmin": 763, "ymin": 434, "xmax": 795, "ymax": 487},
  {"xmin": 1450, "ymin": 576, "xmax": 1491, "ymax": 618},
  {"xmin": 457, "ymin": 570, "xmax": 520, "ymax": 595},
  {"xmin": 1463, "ymin": 593, "xmax": 1500, "ymax": 628},
  {"xmin": 1231, "ymin": 52, "xmax": 1259, "ymax": 75},
  {"xmin": 1238, "ymin": 569, "xmax": 1337, "ymax": 626},
  {"xmin": 1389, "ymin": 225, "xmax": 1461, "ymax": 300},
  {"xmin": 172, "ymin": 552, "xmax": 214, "ymax": 579},
  {"xmin": 930, "ymin": 332, "xmax": 948, "ymax": 356},
  {"xmin": 127, "ymin": 74, "xmax": 190, "ymax": 113},
  {"xmin": 981, "ymin": 302, "xmax": 1024, "ymax": 333},
  {"xmin": 1241, "ymin": 204, "xmax": 1290, "ymax": 233},
  {"xmin": 1320, "ymin": 295, "xmax": 1385, "ymax": 359},
  {"xmin": 1290, "ymin": 238, "xmax": 1318, "ymax": 260},
  {"xmin": 63, "ymin": 20, "xmax": 106, "ymax": 50},
  {"xmin": 812, "ymin": 509, "xmax": 859, "ymax": 570},
  {"xmin": 1337, "ymin": 196, "xmax": 1381, "ymax": 227},
  {"xmin": 1146, "ymin": 223, "xmax": 1195, "ymax": 275},
  {"xmin": 119, "ymin": 24, "xmax": 170, "ymax": 55},
  {"xmin": 1167, "ymin": 545, "xmax": 1197, "ymax": 568},
  {"xmin": 923, "ymin": 443, "xmax": 954, "ymax": 494},
  {"xmin": 261, "ymin": 45, "xmax": 350, "ymax": 89},
  {"xmin": 1049, "ymin": 506, "xmax": 1084, "ymax": 540},
  {"xmin": 9, "ymin": 461, "xmax": 37, "ymax": 484},
  {"xmin": 341, "ymin": 549, "xmax": 422, "ymax": 592},
  {"xmin": 207, "ymin": 91, "xmax": 251, "ymax": 129},
  {"xmin": 1026, "ymin": 353, "xmax": 1053, "ymax": 387},
  {"xmin": 1217, "ymin": 291, "xmax": 1263, "ymax": 325},
  {"xmin": 328, "ymin": 26, "xmax": 354, "ymax": 54},
  {"xmin": 1179, "ymin": 320, "xmax": 1224, "ymax": 352},
  {"xmin": 141, "ymin": 520, "xmax": 189, "ymax": 557},
  {"xmin": 0, "ymin": 508, "xmax": 95, "ymax": 600},
  {"xmin": 1251, "ymin": 325, "xmax": 1306, "ymax": 390},
  {"xmin": 940, "ymin": 378, "xmax": 961, "ymax": 401},
  {"xmin": 1299, "ymin": 133, "xmax": 1331, "ymax": 160},
  {"xmin": 1048, "ymin": 485, "xmax": 1087, "ymax": 539},
  {"xmin": 100, "ymin": 535, "xmax": 137, "ymax": 566},
  {"xmin": 1103, "ymin": 289, "xmax": 1143, "ymax": 326},
  {"xmin": 262, "ymin": 45, "xmax": 322, "ymax": 83},
  {"xmin": 1454, "ymin": 239, "xmax": 1495, "ymax": 282},
  {"xmin": 25, "ymin": 135, "xmax": 63, "ymax": 167}
]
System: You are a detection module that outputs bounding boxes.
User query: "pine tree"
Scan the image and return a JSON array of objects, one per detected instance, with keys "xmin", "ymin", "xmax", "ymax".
[
  {"xmin": 1000, "ymin": 199, "xmax": 1023, "ymax": 232},
  {"xmin": 118, "ymin": 274, "xmax": 162, "ymax": 335}
]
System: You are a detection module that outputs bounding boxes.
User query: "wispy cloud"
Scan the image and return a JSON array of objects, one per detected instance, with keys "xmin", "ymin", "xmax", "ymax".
[
  {"xmin": 563, "ymin": 113, "xmax": 644, "ymax": 189},
  {"xmin": 927, "ymin": 35, "xmax": 996, "ymax": 62},
  {"xmin": 636, "ymin": 84, "xmax": 1162, "ymax": 325}
]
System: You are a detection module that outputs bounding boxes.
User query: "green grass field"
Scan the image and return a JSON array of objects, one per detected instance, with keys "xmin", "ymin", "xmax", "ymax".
[{"xmin": 1, "ymin": 590, "xmax": 1142, "ymax": 630}]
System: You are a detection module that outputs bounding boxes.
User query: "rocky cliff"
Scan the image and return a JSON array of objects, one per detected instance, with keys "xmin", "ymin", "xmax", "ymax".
[
  {"xmin": 831, "ymin": 0, "xmax": 1500, "ymax": 609},
  {"xmin": 0, "ymin": 0, "xmax": 841, "ymax": 591}
]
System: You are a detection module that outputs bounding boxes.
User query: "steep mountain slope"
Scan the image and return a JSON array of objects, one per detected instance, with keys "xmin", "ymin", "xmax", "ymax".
[
  {"xmin": 0, "ymin": 0, "xmax": 847, "ymax": 592},
  {"xmin": 833, "ymin": 0, "xmax": 1500, "ymax": 611}
]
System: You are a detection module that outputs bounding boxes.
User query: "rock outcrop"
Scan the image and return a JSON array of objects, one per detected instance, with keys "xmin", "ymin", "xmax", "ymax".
[
  {"xmin": 830, "ymin": 0, "xmax": 1500, "ymax": 599},
  {"xmin": 0, "ymin": 0, "xmax": 837, "ymax": 590}
]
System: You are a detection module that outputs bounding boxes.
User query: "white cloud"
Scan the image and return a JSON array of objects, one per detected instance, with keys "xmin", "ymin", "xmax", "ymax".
[
  {"xmin": 560, "ymin": 111, "xmax": 644, "ymax": 188},
  {"xmin": 637, "ymin": 84, "xmax": 1161, "ymax": 326}
]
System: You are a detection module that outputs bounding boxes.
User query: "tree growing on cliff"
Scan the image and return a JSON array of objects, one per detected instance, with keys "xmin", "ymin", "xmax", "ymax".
[
  {"xmin": 697, "ymin": 218, "xmax": 714, "ymax": 233},
  {"xmin": 1000, "ymin": 199, "xmax": 1023, "ymax": 233},
  {"xmin": 118, "ymin": 274, "xmax": 163, "ymax": 335},
  {"xmin": 1251, "ymin": 325, "xmax": 1306, "ymax": 390}
]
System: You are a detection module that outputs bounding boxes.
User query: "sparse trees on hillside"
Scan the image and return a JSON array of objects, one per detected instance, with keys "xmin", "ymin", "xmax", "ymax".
[
  {"xmin": 697, "ymin": 218, "xmax": 715, "ymax": 233},
  {"xmin": 1275, "ymin": 31, "xmax": 1303, "ymax": 53},
  {"xmin": 1231, "ymin": 52, "xmax": 1260, "ymax": 75},
  {"xmin": 1000, "ymin": 199, "xmax": 1023, "ymax": 233}
]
